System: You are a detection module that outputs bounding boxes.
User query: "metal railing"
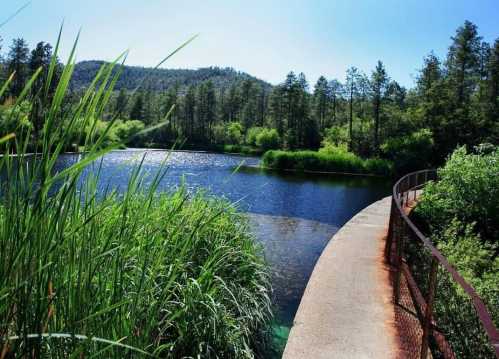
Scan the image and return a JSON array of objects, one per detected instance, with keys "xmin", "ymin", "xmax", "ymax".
[{"xmin": 385, "ymin": 169, "xmax": 499, "ymax": 358}]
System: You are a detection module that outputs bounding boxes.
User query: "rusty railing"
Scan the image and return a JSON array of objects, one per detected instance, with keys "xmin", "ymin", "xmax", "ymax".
[{"xmin": 385, "ymin": 169, "xmax": 499, "ymax": 358}]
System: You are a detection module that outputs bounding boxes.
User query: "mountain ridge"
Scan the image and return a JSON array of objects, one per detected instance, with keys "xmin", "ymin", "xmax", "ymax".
[{"xmin": 71, "ymin": 60, "xmax": 273, "ymax": 92}]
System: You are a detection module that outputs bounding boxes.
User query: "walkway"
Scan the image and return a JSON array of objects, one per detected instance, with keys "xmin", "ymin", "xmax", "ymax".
[{"xmin": 283, "ymin": 196, "xmax": 400, "ymax": 359}]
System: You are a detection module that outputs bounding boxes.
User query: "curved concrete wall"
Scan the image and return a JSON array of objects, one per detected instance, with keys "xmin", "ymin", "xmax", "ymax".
[{"xmin": 283, "ymin": 196, "xmax": 399, "ymax": 359}]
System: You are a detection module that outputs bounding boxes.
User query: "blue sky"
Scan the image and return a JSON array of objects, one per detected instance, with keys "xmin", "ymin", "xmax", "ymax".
[{"xmin": 1, "ymin": 0, "xmax": 498, "ymax": 88}]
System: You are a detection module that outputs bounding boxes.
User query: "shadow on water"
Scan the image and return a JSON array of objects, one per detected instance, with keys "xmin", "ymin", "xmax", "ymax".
[{"xmin": 35, "ymin": 150, "xmax": 390, "ymax": 357}]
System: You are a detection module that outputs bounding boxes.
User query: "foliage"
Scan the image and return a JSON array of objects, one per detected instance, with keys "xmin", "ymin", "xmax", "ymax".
[
  {"xmin": 380, "ymin": 128, "xmax": 434, "ymax": 175},
  {"xmin": 246, "ymin": 126, "xmax": 264, "ymax": 146},
  {"xmin": 416, "ymin": 146, "xmax": 499, "ymax": 242},
  {"xmin": 262, "ymin": 148, "xmax": 393, "ymax": 176},
  {"xmin": 226, "ymin": 121, "xmax": 244, "ymax": 144},
  {"xmin": 1, "ymin": 20, "xmax": 498, "ymax": 167},
  {"xmin": 412, "ymin": 147, "xmax": 498, "ymax": 356},
  {"xmin": 0, "ymin": 37, "xmax": 271, "ymax": 358},
  {"xmin": 322, "ymin": 125, "xmax": 349, "ymax": 148},
  {"xmin": 255, "ymin": 128, "xmax": 280, "ymax": 150}
]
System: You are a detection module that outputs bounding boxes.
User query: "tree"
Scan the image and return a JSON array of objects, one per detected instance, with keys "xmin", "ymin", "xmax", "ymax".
[
  {"xmin": 387, "ymin": 81, "xmax": 406, "ymax": 109},
  {"xmin": 7, "ymin": 38, "xmax": 30, "ymax": 98},
  {"xmin": 115, "ymin": 89, "xmax": 128, "ymax": 119},
  {"xmin": 29, "ymin": 42, "xmax": 53, "ymax": 93},
  {"xmin": 130, "ymin": 92, "xmax": 145, "ymax": 121},
  {"xmin": 329, "ymin": 79, "xmax": 342, "ymax": 125},
  {"xmin": 28, "ymin": 42, "xmax": 56, "ymax": 139},
  {"xmin": 163, "ymin": 83, "xmax": 179, "ymax": 138},
  {"xmin": 446, "ymin": 20, "xmax": 482, "ymax": 107},
  {"xmin": 485, "ymin": 39, "xmax": 499, "ymax": 142},
  {"xmin": 182, "ymin": 85, "xmax": 196, "ymax": 139},
  {"xmin": 371, "ymin": 61, "xmax": 389, "ymax": 152},
  {"xmin": 345, "ymin": 67, "xmax": 360, "ymax": 150},
  {"xmin": 417, "ymin": 52, "xmax": 442, "ymax": 101},
  {"xmin": 313, "ymin": 76, "xmax": 330, "ymax": 131},
  {"xmin": 268, "ymin": 85, "xmax": 285, "ymax": 136}
]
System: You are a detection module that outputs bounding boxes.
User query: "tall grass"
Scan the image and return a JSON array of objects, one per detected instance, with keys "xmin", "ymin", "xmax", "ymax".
[
  {"xmin": 0, "ymin": 32, "xmax": 271, "ymax": 358},
  {"xmin": 262, "ymin": 149, "xmax": 393, "ymax": 177}
]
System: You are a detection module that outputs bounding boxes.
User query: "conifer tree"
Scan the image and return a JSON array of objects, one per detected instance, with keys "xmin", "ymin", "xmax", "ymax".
[
  {"xmin": 371, "ymin": 61, "xmax": 389, "ymax": 152},
  {"xmin": 7, "ymin": 38, "xmax": 30, "ymax": 98}
]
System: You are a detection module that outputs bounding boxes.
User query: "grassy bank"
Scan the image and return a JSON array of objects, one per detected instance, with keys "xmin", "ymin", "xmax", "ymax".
[
  {"xmin": 0, "ymin": 37, "xmax": 271, "ymax": 357},
  {"xmin": 262, "ymin": 149, "xmax": 393, "ymax": 176}
]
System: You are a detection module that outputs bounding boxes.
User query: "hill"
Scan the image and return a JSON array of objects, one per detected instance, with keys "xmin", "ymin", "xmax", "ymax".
[{"xmin": 71, "ymin": 61, "xmax": 273, "ymax": 92}]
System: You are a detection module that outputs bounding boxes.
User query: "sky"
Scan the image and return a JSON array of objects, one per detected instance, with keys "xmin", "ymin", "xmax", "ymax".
[{"xmin": 1, "ymin": 0, "xmax": 499, "ymax": 88}]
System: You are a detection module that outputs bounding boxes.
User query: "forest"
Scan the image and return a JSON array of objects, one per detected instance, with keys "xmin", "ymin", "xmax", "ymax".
[{"xmin": 0, "ymin": 20, "xmax": 498, "ymax": 175}]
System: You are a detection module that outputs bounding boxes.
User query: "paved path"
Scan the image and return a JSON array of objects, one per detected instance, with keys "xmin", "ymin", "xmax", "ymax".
[{"xmin": 283, "ymin": 196, "xmax": 399, "ymax": 359}]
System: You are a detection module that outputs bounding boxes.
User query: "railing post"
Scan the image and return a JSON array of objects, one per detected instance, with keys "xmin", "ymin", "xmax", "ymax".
[
  {"xmin": 420, "ymin": 257, "xmax": 439, "ymax": 359},
  {"xmin": 394, "ymin": 219, "xmax": 406, "ymax": 305}
]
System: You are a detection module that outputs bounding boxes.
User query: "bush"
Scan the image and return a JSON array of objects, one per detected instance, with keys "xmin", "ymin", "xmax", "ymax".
[
  {"xmin": 381, "ymin": 128, "xmax": 434, "ymax": 175},
  {"xmin": 322, "ymin": 125, "xmax": 349, "ymax": 148},
  {"xmin": 226, "ymin": 122, "xmax": 243, "ymax": 144},
  {"xmin": 114, "ymin": 119, "xmax": 145, "ymax": 146},
  {"xmin": 256, "ymin": 128, "xmax": 280, "ymax": 150},
  {"xmin": 246, "ymin": 126, "xmax": 264, "ymax": 146},
  {"xmin": 412, "ymin": 147, "xmax": 499, "ymax": 356},
  {"xmin": 416, "ymin": 146, "xmax": 499, "ymax": 242},
  {"xmin": 262, "ymin": 148, "xmax": 393, "ymax": 176},
  {"xmin": 212, "ymin": 122, "xmax": 243, "ymax": 145}
]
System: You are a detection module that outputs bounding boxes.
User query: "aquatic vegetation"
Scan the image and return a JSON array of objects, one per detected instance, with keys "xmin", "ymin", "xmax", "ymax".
[
  {"xmin": 0, "ymin": 33, "xmax": 271, "ymax": 358},
  {"xmin": 262, "ymin": 148, "xmax": 393, "ymax": 176}
]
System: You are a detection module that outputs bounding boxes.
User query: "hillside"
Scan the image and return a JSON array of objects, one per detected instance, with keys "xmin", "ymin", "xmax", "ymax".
[{"xmin": 71, "ymin": 60, "xmax": 273, "ymax": 92}]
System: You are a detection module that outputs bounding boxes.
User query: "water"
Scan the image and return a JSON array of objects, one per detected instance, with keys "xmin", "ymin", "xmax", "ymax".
[{"xmin": 55, "ymin": 149, "xmax": 390, "ymax": 356}]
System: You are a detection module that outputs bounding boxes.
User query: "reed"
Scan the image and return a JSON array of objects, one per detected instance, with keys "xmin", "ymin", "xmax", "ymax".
[{"xmin": 0, "ymin": 32, "xmax": 271, "ymax": 358}]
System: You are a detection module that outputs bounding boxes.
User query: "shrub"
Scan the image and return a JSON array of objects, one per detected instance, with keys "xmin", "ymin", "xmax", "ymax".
[
  {"xmin": 322, "ymin": 125, "xmax": 349, "ymax": 148},
  {"xmin": 114, "ymin": 119, "xmax": 145, "ymax": 146},
  {"xmin": 256, "ymin": 128, "xmax": 280, "ymax": 150},
  {"xmin": 380, "ymin": 128, "xmax": 434, "ymax": 175},
  {"xmin": 416, "ymin": 146, "xmax": 499, "ymax": 242},
  {"xmin": 226, "ymin": 121, "xmax": 243, "ymax": 144},
  {"xmin": 412, "ymin": 147, "xmax": 499, "ymax": 355},
  {"xmin": 246, "ymin": 126, "xmax": 264, "ymax": 146}
]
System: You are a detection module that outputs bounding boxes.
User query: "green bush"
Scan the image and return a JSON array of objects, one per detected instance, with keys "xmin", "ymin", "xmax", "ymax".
[
  {"xmin": 246, "ymin": 126, "xmax": 264, "ymax": 146},
  {"xmin": 412, "ymin": 147, "xmax": 499, "ymax": 356},
  {"xmin": 256, "ymin": 128, "xmax": 280, "ymax": 150},
  {"xmin": 114, "ymin": 119, "xmax": 145, "ymax": 146},
  {"xmin": 416, "ymin": 146, "xmax": 499, "ymax": 241},
  {"xmin": 226, "ymin": 122, "xmax": 243, "ymax": 144},
  {"xmin": 322, "ymin": 125, "xmax": 349, "ymax": 148},
  {"xmin": 380, "ymin": 128, "xmax": 434, "ymax": 175},
  {"xmin": 262, "ymin": 148, "xmax": 393, "ymax": 176}
]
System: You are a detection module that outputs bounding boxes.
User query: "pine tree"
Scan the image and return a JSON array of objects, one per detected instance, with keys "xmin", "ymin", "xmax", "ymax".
[
  {"xmin": 313, "ymin": 76, "xmax": 330, "ymax": 131},
  {"xmin": 371, "ymin": 61, "xmax": 389, "ymax": 152},
  {"xmin": 183, "ymin": 85, "xmax": 196, "ymax": 139},
  {"xmin": 268, "ymin": 86, "xmax": 285, "ymax": 136},
  {"xmin": 115, "ymin": 88, "xmax": 128, "ymax": 119},
  {"xmin": 417, "ymin": 53, "xmax": 442, "ymax": 101},
  {"xmin": 328, "ymin": 79, "xmax": 342, "ymax": 126},
  {"xmin": 345, "ymin": 67, "xmax": 360, "ymax": 150},
  {"xmin": 485, "ymin": 39, "xmax": 499, "ymax": 142},
  {"xmin": 7, "ymin": 38, "xmax": 30, "ymax": 98},
  {"xmin": 130, "ymin": 92, "xmax": 145, "ymax": 121},
  {"xmin": 29, "ymin": 42, "xmax": 53, "ymax": 92},
  {"xmin": 446, "ymin": 20, "xmax": 482, "ymax": 107}
]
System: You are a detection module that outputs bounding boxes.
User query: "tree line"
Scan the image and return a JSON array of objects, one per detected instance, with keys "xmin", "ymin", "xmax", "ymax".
[{"xmin": 1, "ymin": 20, "xmax": 498, "ymax": 170}]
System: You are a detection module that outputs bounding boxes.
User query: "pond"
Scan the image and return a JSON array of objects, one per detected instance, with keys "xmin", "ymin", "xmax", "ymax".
[{"xmin": 56, "ymin": 149, "xmax": 391, "ymax": 356}]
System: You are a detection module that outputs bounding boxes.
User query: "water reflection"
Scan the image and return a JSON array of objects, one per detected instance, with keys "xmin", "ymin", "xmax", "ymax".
[{"xmin": 248, "ymin": 213, "xmax": 338, "ymax": 326}]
